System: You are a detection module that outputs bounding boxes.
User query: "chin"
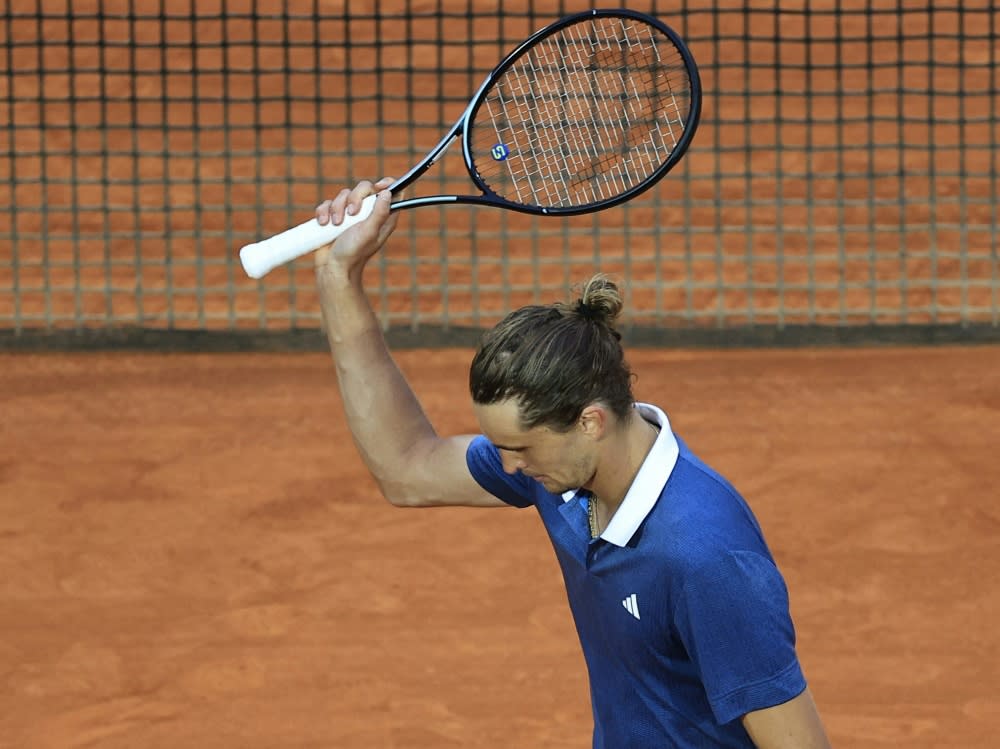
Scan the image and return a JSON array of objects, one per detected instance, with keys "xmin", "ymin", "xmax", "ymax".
[{"xmin": 539, "ymin": 478, "xmax": 571, "ymax": 494}]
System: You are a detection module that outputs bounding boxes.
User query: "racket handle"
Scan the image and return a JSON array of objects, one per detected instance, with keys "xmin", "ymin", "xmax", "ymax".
[{"xmin": 239, "ymin": 193, "xmax": 378, "ymax": 279}]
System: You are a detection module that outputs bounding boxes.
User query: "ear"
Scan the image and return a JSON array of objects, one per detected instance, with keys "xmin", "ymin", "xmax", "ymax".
[{"xmin": 578, "ymin": 403, "xmax": 609, "ymax": 439}]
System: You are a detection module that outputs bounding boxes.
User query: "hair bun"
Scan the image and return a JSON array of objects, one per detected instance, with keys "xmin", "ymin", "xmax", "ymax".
[
  {"xmin": 574, "ymin": 298, "xmax": 605, "ymax": 321},
  {"xmin": 575, "ymin": 274, "xmax": 623, "ymax": 324}
]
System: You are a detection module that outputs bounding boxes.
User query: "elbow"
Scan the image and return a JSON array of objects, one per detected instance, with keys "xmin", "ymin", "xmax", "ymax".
[
  {"xmin": 383, "ymin": 492, "xmax": 423, "ymax": 508},
  {"xmin": 376, "ymin": 478, "xmax": 427, "ymax": 508}
]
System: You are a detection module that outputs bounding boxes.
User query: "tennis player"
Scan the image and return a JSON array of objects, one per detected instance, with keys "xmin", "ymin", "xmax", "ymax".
[{"xmin": 313, "ymin": 178, "xmax": 833, "ymax": 749}]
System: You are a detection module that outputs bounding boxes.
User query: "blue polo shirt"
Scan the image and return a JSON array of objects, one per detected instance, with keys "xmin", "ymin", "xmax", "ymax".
[{"xmin": 465, "ymin": 403, "xmax": 806, "ymax": 748}]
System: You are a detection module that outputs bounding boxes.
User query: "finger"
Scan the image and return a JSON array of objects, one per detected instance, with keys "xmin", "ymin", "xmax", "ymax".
[
  {"xmin": 315, "ymin": 198, "xmax": 336, "ymax": 226},
  {"xmin": 379, "ymin": 176, "xmax": 405, "ymax": 202},
  {"xmin": 368, "ymin": 189, "xmax": 395, "ymax": 239},
  {"xmin": 371, "ymin": 188, "xmax": 393, "ymax": 217},
  {"xmin": 346, "ymin": 181, "xmax": 375, "ymax": 216},
  {"xmin": 372, "ymin": 190, "xmax": 399, "ymax": 247},
  {"xmin": 327, "ymin": 188, "xmax": 351, "ymax": 225}
]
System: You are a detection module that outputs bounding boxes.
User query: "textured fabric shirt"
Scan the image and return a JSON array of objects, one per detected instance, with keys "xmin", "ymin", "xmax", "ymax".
[{"xmin": 465, "ymin": 402, "xmax": 806, "ymax": 748}]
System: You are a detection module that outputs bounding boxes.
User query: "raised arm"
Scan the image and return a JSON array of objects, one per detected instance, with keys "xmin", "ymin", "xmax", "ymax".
[{"xmin": 314, "ymin": 179, "xmax": 502, "ymax": 508}]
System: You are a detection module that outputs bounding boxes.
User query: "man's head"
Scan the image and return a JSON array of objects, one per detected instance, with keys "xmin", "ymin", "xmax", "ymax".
[{"xmin": 469, "ymin": 274, "xmax": 635, "ymax": 432}]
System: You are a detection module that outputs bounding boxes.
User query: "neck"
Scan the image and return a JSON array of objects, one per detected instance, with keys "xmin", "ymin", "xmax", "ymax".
[{"xmin": 588, "ymin": 408, "xmax": 659, "ymax": 517}]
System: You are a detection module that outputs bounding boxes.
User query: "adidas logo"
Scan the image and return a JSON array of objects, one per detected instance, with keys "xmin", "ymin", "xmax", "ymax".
[{"xmin": 622, "ymin": 593, "xmax": 641, "ymax": 620}]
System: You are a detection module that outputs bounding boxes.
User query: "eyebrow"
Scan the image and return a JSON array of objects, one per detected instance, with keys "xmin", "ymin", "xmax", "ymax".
[{"xmin": 492, "ymin": 442, "xmax": 526, "ymax": 452}]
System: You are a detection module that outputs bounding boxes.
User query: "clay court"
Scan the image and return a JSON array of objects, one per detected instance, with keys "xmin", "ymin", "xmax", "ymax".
[
  {"xmin": 2, "ymin": 1, "xmax": 999, "ymax": 747},
  {"xmin": 2, "ymin": 345, "xmax": 999, "ymax": 748}
]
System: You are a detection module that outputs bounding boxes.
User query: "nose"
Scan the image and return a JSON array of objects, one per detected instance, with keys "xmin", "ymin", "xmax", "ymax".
[{"xmin": 498, "ymin": 450, "xmax": 524, "ymax": 475}]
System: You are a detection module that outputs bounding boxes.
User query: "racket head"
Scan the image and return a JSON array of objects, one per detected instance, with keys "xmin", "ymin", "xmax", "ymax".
[{"xmin": 460, "ymin": 9, "xmax": 701, "ymax": 215}]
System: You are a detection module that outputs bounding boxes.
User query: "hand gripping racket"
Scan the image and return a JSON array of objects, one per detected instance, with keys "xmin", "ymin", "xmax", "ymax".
[{"xmin": 239, "ymin": 8, "xmax": 701, "ymax": 279}]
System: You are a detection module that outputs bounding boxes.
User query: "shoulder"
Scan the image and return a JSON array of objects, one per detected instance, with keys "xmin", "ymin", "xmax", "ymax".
[
  {"xmin": 465, "ymin": 435, "xmax": 536, "ymax": 508},
  {"xmin": 671, "ymin": 436, "xmax": 747, "ymax": 507},
  {"xmin": 649, "ymin": 438, "xmax": 771, "ymax": 555},
  {"xmin": 627, "ymin": 436, "xmax": 787, "ymax": 612}
]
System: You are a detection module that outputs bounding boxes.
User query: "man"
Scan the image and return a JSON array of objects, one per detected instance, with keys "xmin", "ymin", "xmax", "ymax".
[{"xmin": 313, "ymin": 177, "xmax": 832, "ymax": 748}]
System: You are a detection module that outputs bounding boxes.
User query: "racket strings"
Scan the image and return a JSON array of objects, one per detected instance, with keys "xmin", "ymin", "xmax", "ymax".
[
  {"xmin": 492, "ymin": 27, "xmax": 674, "ymax": 204},
  {"xmin": 473, "ymin": 16, "xmax": 692, "ymax": 209},
  {"xmin": 566, "ymin": 21, "xmax": 670, "ymax": 195}
]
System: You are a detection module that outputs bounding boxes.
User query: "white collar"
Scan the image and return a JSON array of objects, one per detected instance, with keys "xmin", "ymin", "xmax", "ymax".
[{"xmin": 561, "ymin": 402, "xmax": 680, "ymax": 547}]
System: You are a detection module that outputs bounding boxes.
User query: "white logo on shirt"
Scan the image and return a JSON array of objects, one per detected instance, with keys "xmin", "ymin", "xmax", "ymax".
[{"xmin": 622, "ymin": 593, "xmax": 641, "ymax": 620}]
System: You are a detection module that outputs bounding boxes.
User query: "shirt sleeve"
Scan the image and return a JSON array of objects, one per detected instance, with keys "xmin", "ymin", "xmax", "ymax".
[
  {"xmin": 464, "ymin": 435, "xmax": 536, "ymax": 508},
  {"xmin": 673, "ymin": 549, "xmax": 807, "ymax": 725}
]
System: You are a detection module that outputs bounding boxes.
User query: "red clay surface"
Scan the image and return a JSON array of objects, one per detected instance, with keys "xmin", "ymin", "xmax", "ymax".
[{"xmin": 2, "ymin": 345, "xmax": 999, "ymax": 748}]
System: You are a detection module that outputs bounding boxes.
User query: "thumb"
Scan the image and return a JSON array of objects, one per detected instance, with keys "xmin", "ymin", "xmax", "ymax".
[{"xmin": 372, "ymin": 188, "xmax": 393, "ymax": 215}]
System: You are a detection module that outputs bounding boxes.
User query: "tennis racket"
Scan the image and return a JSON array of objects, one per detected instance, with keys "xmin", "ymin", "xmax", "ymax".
[{"xmin": 239, "ymin": 8, "xmax": 701, "ymax": 279}]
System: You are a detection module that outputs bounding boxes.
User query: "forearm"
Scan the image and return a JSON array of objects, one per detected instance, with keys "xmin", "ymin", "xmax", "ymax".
[{"xmin": 317, "ymin": 265, "xmax": 438, "ymax": 501}]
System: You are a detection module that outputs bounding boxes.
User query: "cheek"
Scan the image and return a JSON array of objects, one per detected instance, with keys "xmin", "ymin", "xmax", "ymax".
[
  {"xmin": 574, "ymin": 452, "xmax": 594, "ymax": 481},
  {"xmin": 534, "ymin": 436, "xmax": 587, "ymax": 478},
  {"xmin": 549, "ymin": 444, "xmax": 585, "ymax": 477},
  {"xmin": 564, "ymin": 441, "xmax": 595, "ymax": 477}
]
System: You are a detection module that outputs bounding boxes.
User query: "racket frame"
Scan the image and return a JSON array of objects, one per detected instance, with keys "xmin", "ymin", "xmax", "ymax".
[{"xmin": 385, "ymin": 7, "xmax": 702, "ymax": 216}]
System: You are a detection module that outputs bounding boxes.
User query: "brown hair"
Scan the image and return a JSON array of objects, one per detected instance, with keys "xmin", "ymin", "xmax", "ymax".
[{"xmin": 469, "ymin": 274, "xmax": 634, "ymax": 430}]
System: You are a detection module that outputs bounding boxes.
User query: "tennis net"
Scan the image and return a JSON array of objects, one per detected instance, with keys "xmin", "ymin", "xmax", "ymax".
[{"xmin": 2, "ymin": 0, "xmax": 997, "ymax": 348}]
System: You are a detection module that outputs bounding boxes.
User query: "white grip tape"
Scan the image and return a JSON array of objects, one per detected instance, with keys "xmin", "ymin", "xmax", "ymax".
[{"xmin": 239, "ymin": 193, "xmax": 378, "ymax": 279}]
